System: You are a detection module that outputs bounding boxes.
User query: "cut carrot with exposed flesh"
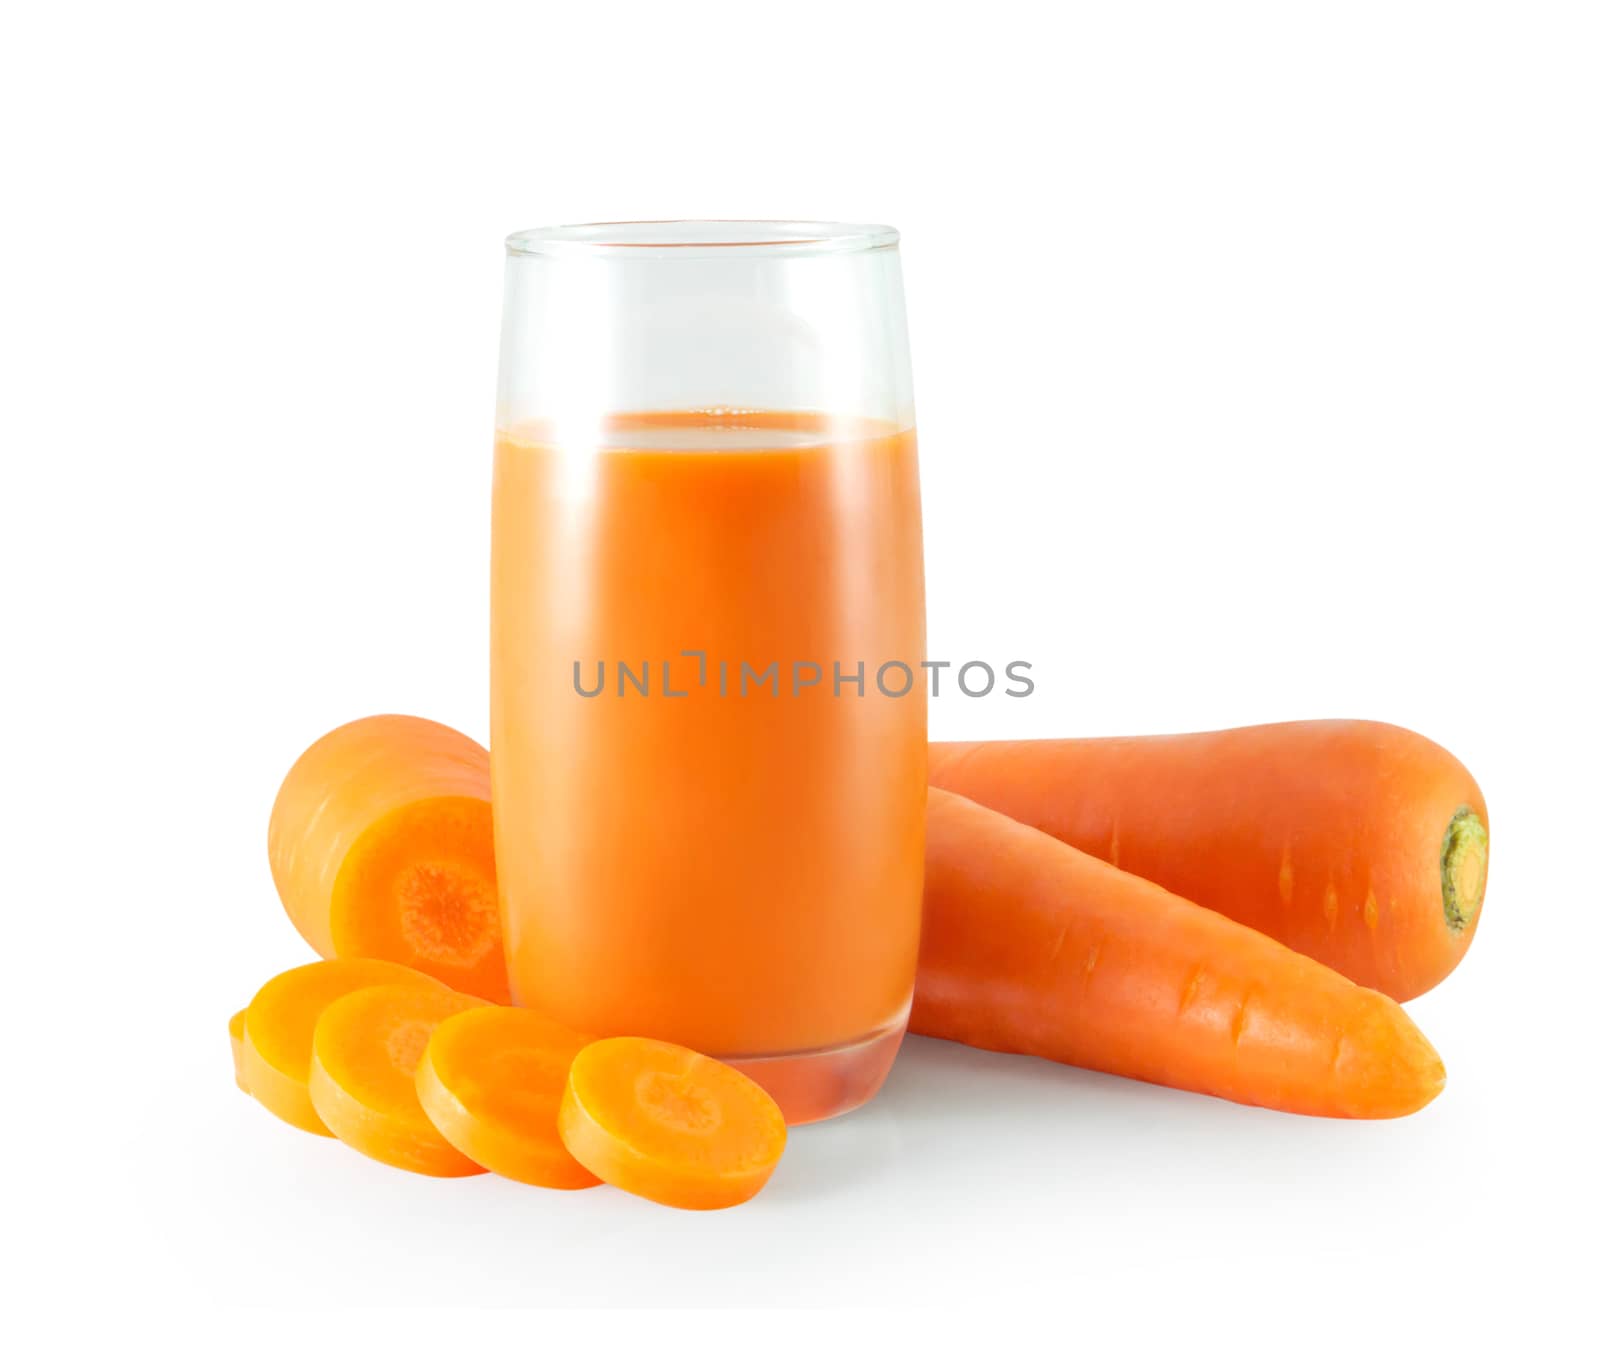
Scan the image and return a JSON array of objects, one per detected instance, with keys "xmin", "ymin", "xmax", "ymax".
[
  {"xmin": 310, "ymin": 982, "xmax": 489, "ymax": 1176},
  {"xmin": 268, "ymin": 715, "xmax": 507, "ymax": 1002},
  {"xmin": 229, "ymin": 1009, "xmax": 248, "ymax": 1093},
  {"xmin": 416, "ymin": 1007, "xmax": 600, "ymax": 1189},
  {"xmin": 930, "ymin": 720, "xmax": 1488, "ymax": 1001},
  {"xmin": 242, "ymin": 958, "xmax": 443, "ymax": 1135},
  {"xmin": 559, "ymin": 1037, "xmax": 787, "ymax": 1210},
  {"xmin": 915, "ymin": 788, "xmax": 1446, "ymax": 1118}
]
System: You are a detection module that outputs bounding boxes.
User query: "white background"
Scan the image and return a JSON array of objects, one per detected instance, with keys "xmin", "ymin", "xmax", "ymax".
[{"xmin": 5, "ymin": 0, "xmax": 1597, "ymax": 1331}]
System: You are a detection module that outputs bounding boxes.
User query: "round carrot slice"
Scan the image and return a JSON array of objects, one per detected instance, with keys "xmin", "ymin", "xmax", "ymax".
[
  {"xmin": 415, "ymin": 1006, "xmax": 600, "ymax": 1189},
  {"xmin": 309, "ymin": 982, "xmax": 488, "ymax": 1176},
  {"xmin": 242, "ymin": 958, "xmax": 443, "ymax": 1135},
  {"xmin": 228, "ymin": 1009, "xmax": 248, "ymax": 1094},
  {"xmin": 558, "ymin": 1037, "xmax": 787, "ymax": 1210}
]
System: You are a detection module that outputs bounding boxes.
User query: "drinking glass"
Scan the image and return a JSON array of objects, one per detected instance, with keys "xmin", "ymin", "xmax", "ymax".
[{"xmin": 491, "ymin": 221, "xmax": 923, "ymax": 1122}]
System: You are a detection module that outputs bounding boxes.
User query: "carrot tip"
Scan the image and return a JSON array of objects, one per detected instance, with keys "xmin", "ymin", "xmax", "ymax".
[
  {"xmin": 1440, "ymin": 807, "xmax": 1488, "ymax": 933},
  {"xmin": 1392, "ymin": 1021, "xmax": 1448, "ymax": 1116}
]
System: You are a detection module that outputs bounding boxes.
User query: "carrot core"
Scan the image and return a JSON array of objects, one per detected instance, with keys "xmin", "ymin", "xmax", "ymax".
[
  {"xmin": 394, "ymin": 860, "xmax": 499, "ymax": 967},
  {"xmin": 638, "ymin": 1071, "xmax": 724, "ymax": 1134},
  {"xmin": 385, "ymin": 1016, "xmax": 436, "ymax": 1073},
  {"xmin": 1440, "ymin": 806, "xmax": 1488, "ymax": 933}
]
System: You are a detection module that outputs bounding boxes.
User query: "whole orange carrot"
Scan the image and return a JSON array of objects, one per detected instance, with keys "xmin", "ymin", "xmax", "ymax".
[
  {"xmin": 929, "ymin": 721, "xmax": 1488, "ymax": 1002},
  {"xmin": 913, "ymin": 788, "xmax": 1445, "ymax": 1118}
]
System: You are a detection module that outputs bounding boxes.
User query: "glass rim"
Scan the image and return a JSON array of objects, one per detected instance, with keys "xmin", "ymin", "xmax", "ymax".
[{"xmin": 505, "ymin": 219, "xmax": 900, "ymax": 258}]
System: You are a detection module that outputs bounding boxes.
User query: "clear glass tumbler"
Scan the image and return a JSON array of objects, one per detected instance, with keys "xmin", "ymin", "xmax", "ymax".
[{"xmin": 491, "ymin": 221, "xmax": 924, "ymax": 1122}]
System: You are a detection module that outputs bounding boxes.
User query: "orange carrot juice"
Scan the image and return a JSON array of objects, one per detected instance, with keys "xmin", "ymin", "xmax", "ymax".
[{"xmin": 491, "ymin": 410, "xmax": 925, "ymax": 1113}]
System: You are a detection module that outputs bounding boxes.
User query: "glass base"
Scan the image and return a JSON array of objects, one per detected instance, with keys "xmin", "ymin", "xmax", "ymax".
[{"xmin": 722, "ymin": 1011, "xmax": 908, "ymax": 1125}]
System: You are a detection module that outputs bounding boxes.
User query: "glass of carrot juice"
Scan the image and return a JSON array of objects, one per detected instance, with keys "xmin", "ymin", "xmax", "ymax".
[{"xmin": 491, "ymin": 221, "xmax": 924, "ymax": 1122}]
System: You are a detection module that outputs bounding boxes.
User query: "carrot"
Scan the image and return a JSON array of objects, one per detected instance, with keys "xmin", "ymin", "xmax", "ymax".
[
  {"xmin": 929, "ymin": 720, "xmax": 1488, "ymax": 1001},
  {"xmin": 559, "ymin": 1038, "xmax": 787, "ymax": 1209},
  {"xmin": 913, "ymin": 788, "xmax": 1445, "ymax": 1118},
  {"xmin": 241, "ymin": 958, "xmax": 442, "ymax": 1135},
  {"xmin": 415, "ymin": 1006, "xmax": 600, "ymax": 1190},
  {"xmin": 229, "ymin": 1009, "xmax": 248, "ymax": 1093},
  {"xmin": 309, "ymin": 982, "xmax": 489, "ymax": 1176},
  {"xmin": 268, "ymin": 714, "xmax": 507, "ymax": 1002}
]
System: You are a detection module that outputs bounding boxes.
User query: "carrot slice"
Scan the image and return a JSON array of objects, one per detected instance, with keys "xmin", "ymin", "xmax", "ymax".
[
  {"xmin": 415, "ymin": 1006, "xmax": 600, "ymax": 1189},
  {"xmin": 229, "ymin": 1009, "xmax": 248, "ymax": 1093},
  {"xmin": 242, "ymin": 958, "xmax": 442, "ymax": 1135},
  {"xmin": 309, "ymin": 982, "xmax": 489, "ymax": 1176},
  {"xmin": 268, "ymin": 715, "xmax": 507, "ymax": 1001},
  {"xmin": 558, "ymin": 1037, "xmax": 787, "ymax": 1210}
]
